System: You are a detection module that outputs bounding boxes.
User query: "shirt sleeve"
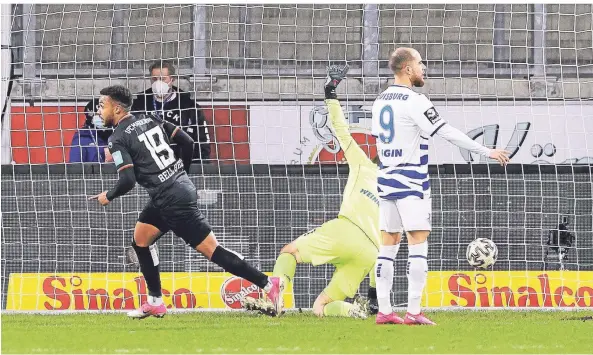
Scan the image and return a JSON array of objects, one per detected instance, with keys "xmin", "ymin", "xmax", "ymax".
[
  {"xmin": 408, "ymin": 94, "xmax": 447, "ymax": 137},
  {"xmin": 435, "ymin": 123, "xmax": 492, "ymax": 156},
  {"xmin": 162, "ymin": 121, "xmax": 180, "ymax": 140},
  {"xmin": 107, "ymin": 137, "xmax": 134, "ymax": 172},
  {"xmin": 105, "ymin": 136, "xmax": 136, "ymax": 201},
  {"xmin": 105, "ymin": 167, "xmax": 136, "ymax": 201},
  {"xmin": 164, "ymin": 121, "xmax": 194, "ymax": 172},
  {"xmin": 325, "ymin": 99, "xmax": 371, "ymax": 166}
]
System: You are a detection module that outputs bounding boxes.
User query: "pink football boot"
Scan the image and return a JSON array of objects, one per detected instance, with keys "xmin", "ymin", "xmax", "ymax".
[
  {"xmin": 127, "ymin": 302, "xmax": 167, "ymax": 319},
  {"xmin": 376, "ymin": 312, "xmax": 404, "ymax": 325},
  {"xmin": 403, "ymin": 312, "xmax": 436, "ymax": 325}
]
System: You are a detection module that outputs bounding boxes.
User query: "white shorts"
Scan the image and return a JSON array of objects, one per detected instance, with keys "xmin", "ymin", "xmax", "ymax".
[{"xmin": 379, "ymin": 198, "xmax": 432, "ymax": 233}]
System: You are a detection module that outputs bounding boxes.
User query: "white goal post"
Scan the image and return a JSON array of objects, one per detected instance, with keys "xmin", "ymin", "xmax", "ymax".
[{"xmin": 1, "ymin": 4, "xmax": 592, "ymax": 313}]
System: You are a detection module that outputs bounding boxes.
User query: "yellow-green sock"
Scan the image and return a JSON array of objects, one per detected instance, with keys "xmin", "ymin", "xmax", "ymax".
[
  {"xmin": 323, "ymin": 301, "xmax": 354, "ymax": 317},
  {"xmin": 272, "ymin": 253, "xmax": 297, "ymax": 286}
]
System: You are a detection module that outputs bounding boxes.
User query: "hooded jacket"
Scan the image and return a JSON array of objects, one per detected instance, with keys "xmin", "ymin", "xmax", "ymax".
[
  {"xmin": 69, "ymin": 98, "xmax": 112, "ymax": 163},
  {"xmin": 69, "ymin": 128, "xmax": 109, "ymax": 163}
]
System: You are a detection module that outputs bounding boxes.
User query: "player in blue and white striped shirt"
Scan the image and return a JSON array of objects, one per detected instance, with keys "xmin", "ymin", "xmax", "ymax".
[{"xmin": 371, "ymin": 48, "xmax": 510, "ymax": 325}]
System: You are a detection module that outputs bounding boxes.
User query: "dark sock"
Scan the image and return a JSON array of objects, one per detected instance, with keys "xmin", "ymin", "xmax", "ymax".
[
  {"xmin": 368, "ymin": 286, "xmax": 379, "ymax": 315},
  {"xmin": 211, "ymin": 246, "xmax": 269, "ymax": 289},
  {"xmin": 132, "ymin": 242, "xmax": 162, "ymax": 297},
  {"xmin": 368, "ymin": 286, "xmax": 377, "ymax": 300}
]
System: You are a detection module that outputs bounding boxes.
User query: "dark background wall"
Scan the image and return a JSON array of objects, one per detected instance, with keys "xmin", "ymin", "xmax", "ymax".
[{"xmin": 2, "ymin": 164, "xmax": 592, "ymax": 308}]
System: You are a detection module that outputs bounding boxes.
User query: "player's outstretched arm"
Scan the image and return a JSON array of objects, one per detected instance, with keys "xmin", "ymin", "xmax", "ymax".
[
  {"xmin": 324, "ymin": 64, "xmax": 371, "ymax": 166},
  {"xmin": 90, "ymin": 142, "xmax": 136, "ymax": 206},
  {"xmin": 435, "ymin": 124, "xmax": 510, "ymax": 166},
  {"xmin": 103, "ymin": 145, "xmax": 136, "ymax": 202},
  {"xmin": 163, "ymin": 121, "xmax": 194, "ymax": 172},
  {"xmin": 88, "ymin": 164, "xmax": 136, "ymax": 206},
  {"xmin": 106, "ymin": 167, "xmax": 136, "ymax": 200},
  {"xmin": 409, "ymin": 96, "xmax": 510, "ymax": 166}
]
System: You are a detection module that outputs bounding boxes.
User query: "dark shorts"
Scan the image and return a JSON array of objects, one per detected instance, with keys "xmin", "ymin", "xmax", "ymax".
[{"xmin": 138, "ymin": 177, "xmax": 212, "ymax": 248}]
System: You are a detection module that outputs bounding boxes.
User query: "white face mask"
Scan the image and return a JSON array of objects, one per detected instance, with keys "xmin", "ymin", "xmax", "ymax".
[
  {"xmin": 92, "ymin": 115, "xmax": 105, "ymax": 129},
  {"xmin": 152, "ymin": 80, "xmax": 171, "ymax": 101}
]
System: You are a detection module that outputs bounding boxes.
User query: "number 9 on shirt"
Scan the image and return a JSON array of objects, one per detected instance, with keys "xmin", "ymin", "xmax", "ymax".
[{"xmin": 379, "ymin": 106, "xmax": 394, "ymax": 144}]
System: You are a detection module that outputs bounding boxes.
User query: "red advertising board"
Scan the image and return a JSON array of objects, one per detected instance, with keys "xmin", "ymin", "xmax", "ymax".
[{"xmin": 10, "ymin": 105, "xmax": 249, "ymax": 164}]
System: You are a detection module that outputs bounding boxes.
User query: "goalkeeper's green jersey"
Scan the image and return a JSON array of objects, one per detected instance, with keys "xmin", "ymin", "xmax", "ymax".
[{"xmin": 325, "ymin": 99, "xmax": 380, "ymax": 249}]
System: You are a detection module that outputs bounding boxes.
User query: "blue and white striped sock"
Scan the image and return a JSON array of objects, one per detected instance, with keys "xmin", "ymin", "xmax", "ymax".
[
  {"xmin": 407, "ymin": 241, "xmax": 428, "ymax": 315},
  {"xmin": 375, "ymin": 244, "xmax": 400, "ymax": 315}
]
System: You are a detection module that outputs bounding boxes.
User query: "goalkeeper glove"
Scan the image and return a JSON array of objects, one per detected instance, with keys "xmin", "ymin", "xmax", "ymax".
[{"xmin": 324, "ymin": 64, "xmax": 349, "ymax": 100}]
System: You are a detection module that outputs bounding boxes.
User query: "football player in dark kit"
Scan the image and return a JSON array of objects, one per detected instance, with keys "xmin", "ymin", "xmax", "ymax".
[{"xmin": 89, "ymin": 85, "xmax": 282, "ymax": 319}]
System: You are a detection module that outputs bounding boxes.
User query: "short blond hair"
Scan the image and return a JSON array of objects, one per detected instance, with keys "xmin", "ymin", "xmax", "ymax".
[{"xmin": 388, "ymin": 47, "xmax": 416, "ymax": 74}]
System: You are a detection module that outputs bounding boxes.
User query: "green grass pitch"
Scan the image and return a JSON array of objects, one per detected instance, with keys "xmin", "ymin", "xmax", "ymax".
[{"xmin": 2, "ymin": 311, "xmax": 592, "ymax": 354}]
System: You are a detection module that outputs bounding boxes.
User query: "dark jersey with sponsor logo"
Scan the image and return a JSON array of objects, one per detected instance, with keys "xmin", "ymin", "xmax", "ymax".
[{"xmin": 108, "ymin": 115, "xmax": 186, "ymax": 201}]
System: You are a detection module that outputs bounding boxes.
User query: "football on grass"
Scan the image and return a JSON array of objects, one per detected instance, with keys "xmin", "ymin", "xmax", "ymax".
[{"xmin": 466, "ymin": 238, "xmax": 498, "ymax": 268}]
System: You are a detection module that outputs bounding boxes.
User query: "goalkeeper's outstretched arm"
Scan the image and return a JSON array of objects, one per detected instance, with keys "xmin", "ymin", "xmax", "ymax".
[{"xmin": 324, "ymin": 64, "xmax": 371, "ymax": 166}]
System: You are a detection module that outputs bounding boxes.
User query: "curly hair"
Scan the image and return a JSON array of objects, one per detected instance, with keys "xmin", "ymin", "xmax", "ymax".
[{"xmin": 99, "ymin": 85, "xmax": 133, "ymax": 110}]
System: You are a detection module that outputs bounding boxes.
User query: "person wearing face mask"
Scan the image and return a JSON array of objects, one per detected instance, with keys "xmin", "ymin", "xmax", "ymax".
[
  {"xmin": 69, "ymin": 98, "xmax": 113, "ymax": 163},
  {"xmin": 131, "ymin": 61, "xmax": 211, "ymax": 164}
]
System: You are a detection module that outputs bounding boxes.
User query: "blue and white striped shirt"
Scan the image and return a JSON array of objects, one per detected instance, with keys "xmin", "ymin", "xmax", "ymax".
[{"xmin": 371, "ymin": 85, "xmax": 446, "ymax": 200}]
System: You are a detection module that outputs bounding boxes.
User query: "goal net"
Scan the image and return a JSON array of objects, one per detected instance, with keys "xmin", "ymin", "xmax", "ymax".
[{"xmin": 2, "ymin": 4, "xmax": 592, "ymax": 312}]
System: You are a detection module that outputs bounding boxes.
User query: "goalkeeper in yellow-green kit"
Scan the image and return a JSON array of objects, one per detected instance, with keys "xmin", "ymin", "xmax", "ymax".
[{"xmin": 244, "ymin": 64, "xmax": 380, "ymax": 318}]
